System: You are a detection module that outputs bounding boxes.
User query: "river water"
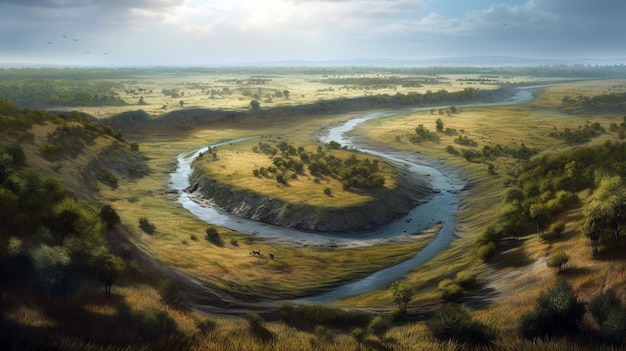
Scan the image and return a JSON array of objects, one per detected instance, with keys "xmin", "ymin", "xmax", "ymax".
[{"xmin": 169, "ymin": 88, "xmax": 534, "ymax": 302}]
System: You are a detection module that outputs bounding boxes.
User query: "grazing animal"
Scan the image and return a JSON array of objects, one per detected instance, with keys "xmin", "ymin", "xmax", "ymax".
[
  {"xmin": 250, "ymin": 250, "xmax": 261, "ymax": 256},
  {"xmin": 269, "ymin": 253, "xmax": 274, "ymax": 260}
]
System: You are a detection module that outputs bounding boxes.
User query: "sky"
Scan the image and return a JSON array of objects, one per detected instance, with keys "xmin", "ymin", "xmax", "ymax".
[{"xmin": 1, "ymin": 0, "xmax": 625, "ymax": 67}]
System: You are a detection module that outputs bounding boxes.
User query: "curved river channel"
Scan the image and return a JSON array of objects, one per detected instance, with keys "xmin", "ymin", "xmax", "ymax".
[{"xmin": 169, "ymin": 89, "xmax": 534, "ymax": 303}]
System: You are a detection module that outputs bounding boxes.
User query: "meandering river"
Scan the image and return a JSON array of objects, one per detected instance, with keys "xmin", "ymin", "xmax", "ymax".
[{"xmin": 169, "ymin": 88, "xmax": 534, "ymax": 302}]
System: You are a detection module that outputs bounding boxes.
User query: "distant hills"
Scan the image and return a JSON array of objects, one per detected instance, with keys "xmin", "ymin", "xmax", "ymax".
[{"xmin": 1, "ymin": 56, "xmax": 625, "ymax": 68}]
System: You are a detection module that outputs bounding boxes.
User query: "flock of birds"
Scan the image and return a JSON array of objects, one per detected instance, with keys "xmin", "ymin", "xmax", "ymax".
[{"xmin": 46, "ymin": 35, "xmax": 109, "ymax": 56}]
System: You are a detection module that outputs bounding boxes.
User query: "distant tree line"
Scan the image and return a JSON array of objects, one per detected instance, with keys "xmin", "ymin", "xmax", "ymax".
[{"xmin": 0, "ymin": 78, "xmax": 126, "ymax": 109}]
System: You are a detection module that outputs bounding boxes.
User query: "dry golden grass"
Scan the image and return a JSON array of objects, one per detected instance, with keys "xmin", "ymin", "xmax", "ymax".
[{"xmin": 193, "ymin": 137, "xmax": 397, "ymax": 207}]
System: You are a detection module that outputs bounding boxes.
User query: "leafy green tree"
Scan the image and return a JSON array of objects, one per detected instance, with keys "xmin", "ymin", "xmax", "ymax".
[
  {"xmin": 92, "ymin": 253, "xmax": 124, "ymax": 297},
  {"xmin": 250, "ymin": 99, "xmax": 260, "ymax": 110},
  {"xmin": 435, "ymin": 118, "xmax": 444, "ymax": 132},
  {"xmin": 518, "ymin": 279, "xmax": 584, "ymax": 338},
  {"xmin": 529, "ymin": 203, "xmax": 550, "ymax": 235},
  {"xmin": 589, "ymin": 289, "xmax": 626, "ymax": 345},
  {"xmin": 589, "ymin": 175, "xmax": 626, "ymax": 243},
  {"xmin": 390, "ymin": 281, "xmax": 413, "ymax": 314},
  {"xmin": 582, "ymin": 199, "xmax": 609, "ymax": 257}
]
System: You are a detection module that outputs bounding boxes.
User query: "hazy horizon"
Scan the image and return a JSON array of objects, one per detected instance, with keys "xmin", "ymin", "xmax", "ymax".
[{"xmin": 1, "ymin": 0, "xmax": 625, "ymax": 67}]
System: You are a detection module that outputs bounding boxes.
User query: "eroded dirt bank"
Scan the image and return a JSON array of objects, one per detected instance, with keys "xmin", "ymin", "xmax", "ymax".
[{"xmin": 186, "ymin": 163, "xmax": 436, "ymax": 233}]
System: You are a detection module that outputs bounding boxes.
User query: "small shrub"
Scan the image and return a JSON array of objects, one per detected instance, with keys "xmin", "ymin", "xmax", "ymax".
[
  {"xmin": 477, "ymin": 242, "xmax": 496, "ymax": 261},
  {"xmin": 190, "ymin": 234, "xmax": 198, "ymax": 241},
  {"xmin": 324, "ymin": 187, "xmax": 332, "ymax": 196},
  {"xmin": 549, "ymin": 221, "xmax": 566, "ymax": 238},
  {"xmin": 205, "ymin": 227, "xmax": 222, "ymax": 245},
  {"xmin": 244, "ymin": 312, "xmax": 264, "ymax": 330},
  {"xmin": 230, "ymin": 238, "xmax": 238, "ymax": 246},
  {"xmin": 135, "ymin": 307, "xmax": 177, "ymax": 340},
  {"xmin": 99, "ymin": 204, "xmax": 121, "ymax": 229},
  {"xmin": 438, "ymin": 279, "xmax": 463, "ymax": 301},
  {"xmin": 367, "ymin": 316, "xmax": 391, "ymax": 341},
  {"xmin": 427, "ymin": 303, "xmax": 492, "ymax": 346},
  {"xmin": 158, "ymin": 279, "xmax": 182, "ymax": 306},
  {"xmin": 446, "ymin": 145, "xmax": 459, "ymax": 155},
  {"xmin": 120, "ymin": 243, "xmax": 132, "ymax": 258},
  {"xmin": 456, "ymin": 270, "xmax": 476, "ymax": 289},
  {"xmin": 546, "ymin": 251, "xmax": 569, "ymax": 273},
  {"xmin": 138, "ymin": 217, "xmax": 155, "ymax": 234}
]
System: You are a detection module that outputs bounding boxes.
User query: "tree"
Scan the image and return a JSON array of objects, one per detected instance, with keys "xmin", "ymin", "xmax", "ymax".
[
  {"xmin": 590, "ymin": 175, "xmax": 626, "ymax": 244},
  {"xmin": 92, "ymin": 253, "xmax": 124, "ymax": 297},
  {"xmin": 250, "ymin": 99, "xmax": 260, "ymax": 110},
  {"xmin": 390, "ymin": 281, "xmax": 413, "ymax": 314},
  {"xmin": 99, "ymin": 204, "xmax": 120, "ymax": 229},
  {"xmin": 435, "ymin": 118, "xmax": 444, "ymax": 132},
  {"xmin": 589, "ymin": 289, "xmax": 626, "ymax": 345},
  {"xmin": 529, "ymin": 203, "xmax": 550, "ymax": 235},
  {"xmin": 282, "ymin": 90, "xmax": 290, "ymax": 99},
  {"xmin": 518, "ymin": 279, "xmax": 584, "ymax": 338},
  {"xmin": 30, "ymin": 244, "xmax": 70, "ymax": 303},
  {"xmin": 546, "ymin": 251, "xmax": 569, "ymax": 273},
  {"xmin": 179, "ymin": 100, "xmax": 184, "ymax": 107},
  {"xmin": 205, "ymin": 226, "xmax": 222, "ymax": 245}
]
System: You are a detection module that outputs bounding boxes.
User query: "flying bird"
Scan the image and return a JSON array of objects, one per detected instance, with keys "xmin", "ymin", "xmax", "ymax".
[
  {"xmin": 62, "ymin": 35, "xmax": 66, "ymax": 38},
  {"xmin": 73, "ymin": 39, "xmax": 78, "ymax": 42},
  {"xmin": 46, "ymin": 41, "xmax": 52, "ymax": 44}
]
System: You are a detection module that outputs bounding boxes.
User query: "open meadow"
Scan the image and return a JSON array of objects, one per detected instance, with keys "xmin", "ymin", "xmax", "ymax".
[{"xmin": 2, "ymin": 66, "xmax": 626, "ymax": 350}]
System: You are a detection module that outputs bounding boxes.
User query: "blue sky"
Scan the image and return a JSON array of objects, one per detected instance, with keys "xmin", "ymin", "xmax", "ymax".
[{"xmin": 0, "ymin": 0, "xmax": 624, "ymax": 66}]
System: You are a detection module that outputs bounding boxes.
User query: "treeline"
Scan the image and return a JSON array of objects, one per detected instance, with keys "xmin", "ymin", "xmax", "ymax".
[
  {"xmin": 475, "ymin": 139, "xmax": 626, "ymax": 260},
  {"xmin": 249, "ymin": 139, "xmax": 385, "ymax": 190},
  {"xmin": 0, "ymin": 64, "xmax": 626, "ymax": 79},
  {"xmin": 548, "ymin": 122, "xmax": 605, "ymax": 144},
  {"xmin": 561, "ymin": 93, "xmax": 626, "ymax": 114},
  {"xmin": 4, "ymin": 64, "xmax": 626, "ymax": 80},
  {"xmin": 0, "ymin": 78, "xmax": 126, "ymax": 109},
  {"xmin": 316, "ymin": 76, "xmax": 432, "ymax": 87}
]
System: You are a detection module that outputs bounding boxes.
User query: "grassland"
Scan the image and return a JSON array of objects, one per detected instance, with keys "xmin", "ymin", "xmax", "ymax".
[
  {"xmin": 4, "ymin": 68, "xmax": 626, "ymax": 350},
  {"xmin": 192, "ymin": 137, "xmax": 398, "ymax": 207}
]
